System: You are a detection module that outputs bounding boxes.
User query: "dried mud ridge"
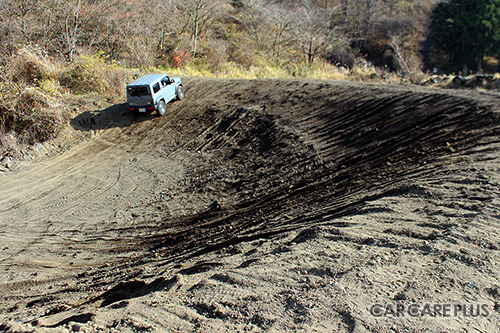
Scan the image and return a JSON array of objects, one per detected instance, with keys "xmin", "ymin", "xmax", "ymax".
[{"xmin": 1, "ymin": 78, "xmax": 499, "ymax": 330}]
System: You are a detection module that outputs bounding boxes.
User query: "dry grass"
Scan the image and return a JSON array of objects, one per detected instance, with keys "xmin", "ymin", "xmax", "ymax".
[
  {"xmin": 0, "ymin": 88, "xmax": 67, "ymax": 149},
  {"xmin": 153, "ymin": 56, "xmax": 416, "ymax": 84},
  {"xmin": 59, "ymin": 53, "xmax": 132, "ymax": 101},
  {"xmin": 5, "ymin": 46, "xmax": 56, "ymax": 85},
  {"xmin": 158, "ymin": 57, "xmax": 349, "ymax": 80},
  {"xmin": 0, "ymin": 47, "xmax": 66, "ymax": 152},
  {"xmin": 0, "ymin": 48, "xmax": 136, "ymax": 153}
]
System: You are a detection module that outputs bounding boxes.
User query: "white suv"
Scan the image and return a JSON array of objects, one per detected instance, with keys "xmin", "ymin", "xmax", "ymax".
[{"xmin": 126, "ymin": 74, "xmax": 184, "ymax": 116}]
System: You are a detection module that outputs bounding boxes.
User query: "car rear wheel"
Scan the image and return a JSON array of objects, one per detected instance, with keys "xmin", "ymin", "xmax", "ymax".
[
  {"xmin": 177, "ymin": 86, "xmax": 185, "ymax": 100},
  {"xmin": 157, "ymin": 100, "xmax": 167, "ymax": 116}
]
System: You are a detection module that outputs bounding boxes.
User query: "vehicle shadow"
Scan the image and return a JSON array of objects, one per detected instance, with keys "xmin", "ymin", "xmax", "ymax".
[{"xmin": 70, "ymin": 103, "xmax": 158, "ymax": 132}]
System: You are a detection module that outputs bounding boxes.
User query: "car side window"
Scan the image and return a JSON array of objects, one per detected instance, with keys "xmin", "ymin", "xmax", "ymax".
[
  {"xmin": 152, "ymin": 82, "xmax": 161, "ymax": 94},
  {"xmin": 161, "ymin": 78, "xmax": 170, "ymax": 87}
]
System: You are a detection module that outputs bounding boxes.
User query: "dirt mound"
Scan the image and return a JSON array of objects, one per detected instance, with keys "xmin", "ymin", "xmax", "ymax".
[{"xmin": 1, "ymin": 78, "xmax": 499, "ymax": 332}]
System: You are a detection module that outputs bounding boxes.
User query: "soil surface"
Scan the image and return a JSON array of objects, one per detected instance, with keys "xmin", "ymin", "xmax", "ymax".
[{"xmin": 1, "ymin": 78, "xmax": 499, "ymax": 332}]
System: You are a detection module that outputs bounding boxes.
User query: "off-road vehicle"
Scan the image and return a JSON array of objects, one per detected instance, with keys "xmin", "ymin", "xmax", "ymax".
[{"xmin": 127, "ymin": 74, "xmax": 184, "ymax": 116}]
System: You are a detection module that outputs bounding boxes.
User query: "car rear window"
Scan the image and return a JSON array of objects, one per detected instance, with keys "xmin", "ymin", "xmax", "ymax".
[{"xmin": 128, "ymin": 86, "xmax": 149, "ymax": 96}]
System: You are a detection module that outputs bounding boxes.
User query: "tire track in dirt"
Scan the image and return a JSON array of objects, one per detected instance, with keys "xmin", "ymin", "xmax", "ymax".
[
  {"xmin": 0, "ymin": 78, "xmax": 499, "ymax": 328},
  {"xmin": 75, "ymin": 79, "xmax": 498, "ymax": 268}
]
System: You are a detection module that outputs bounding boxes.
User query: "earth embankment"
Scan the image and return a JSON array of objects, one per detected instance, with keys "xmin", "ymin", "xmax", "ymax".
[{"xmin": 1, "ymin": 78, "xmax": 499, "ymax": 332}]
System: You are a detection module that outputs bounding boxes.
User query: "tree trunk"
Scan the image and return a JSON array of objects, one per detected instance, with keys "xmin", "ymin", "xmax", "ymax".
[
  {"xmin": 477, "ymin": 57, "xmax": 482, "ymax": 74},
  {"xmin": 342, "ymin": 0, "xmax": 349, "ymax": 24},
  {"xmin": 308, "ymin": 40, "xmax": 314, "ymax": 64},
  {"xmin": 193, "ymin": 20, "xmax": 199, "ymax": 56}
]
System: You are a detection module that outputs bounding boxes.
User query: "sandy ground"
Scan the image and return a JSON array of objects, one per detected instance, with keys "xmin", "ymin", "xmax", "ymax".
[{"xmin": 0, "ymin": 78, "xmax": 499, "ymax": 332}]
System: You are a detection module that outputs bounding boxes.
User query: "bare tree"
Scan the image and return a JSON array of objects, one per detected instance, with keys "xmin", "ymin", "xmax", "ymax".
[
  {"xmin": 240, "ymin": 0, "xmax": 268, "ymax": 53},
  {"xmin": 294, "ymin": 0, "xmax": 333, "ymax": 64},
  {"xmin": 0, "ymin": 0, "xmax": 41, "ymax": 53},
  {"xmin": 0, "ymin": 0, "xmax": 442, "ymax": 76},
  {"xmin": 178, "ymin": 0, "xmax": 227, "ymax": 56},
  {"xmin": 136, "ymin": 0, "xmax": 185, "ymax": 65},
  {"xmin": 270, "ymin": 5, "xmax": 297, "ymax": 59},
  {"xmin": 254, "ymin": 3, "xmax": 297, "ymax": 60}
]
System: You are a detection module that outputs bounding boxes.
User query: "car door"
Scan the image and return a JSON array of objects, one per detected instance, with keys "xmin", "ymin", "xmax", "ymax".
[
  {"xmin": 152, "ymin": 82, "xmax": 162, "ymax": 106},
  {"xmin": 160, "ymin": 77, "xmax": 176, "ymax": 103}
]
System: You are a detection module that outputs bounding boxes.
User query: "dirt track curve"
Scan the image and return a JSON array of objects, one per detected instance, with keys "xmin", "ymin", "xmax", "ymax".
[{"xmin": 1, "ymin": 78, "xmax": 499, "ymax": 332}]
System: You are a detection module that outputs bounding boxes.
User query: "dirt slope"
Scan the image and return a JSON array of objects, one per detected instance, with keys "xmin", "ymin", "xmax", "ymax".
[{"xmin": 1, "ymin": 78, "xmax": 499, "ymax": 332}]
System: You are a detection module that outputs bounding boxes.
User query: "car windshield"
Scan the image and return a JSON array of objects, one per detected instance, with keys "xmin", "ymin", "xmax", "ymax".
[{"xmin": 128, "ymin": 86, "xmax": 149, "ymax": 97}]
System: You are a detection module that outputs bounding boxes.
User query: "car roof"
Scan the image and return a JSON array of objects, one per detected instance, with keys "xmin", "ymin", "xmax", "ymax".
[{"xmin": 127, "ymin": 74, "xmax": 168, "ymax": 86}]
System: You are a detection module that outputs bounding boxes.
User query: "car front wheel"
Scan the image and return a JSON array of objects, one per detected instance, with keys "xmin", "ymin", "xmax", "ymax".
[
  {"xmin": 177, "ymin": 86, "xmax": 185, "ymax": 100},
  {"xmin": 157, "ymin": 100, "xmax": 167, "ymax": 116}
]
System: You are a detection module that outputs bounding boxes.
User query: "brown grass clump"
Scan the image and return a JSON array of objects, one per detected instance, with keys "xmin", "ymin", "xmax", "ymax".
[
  {"xmin": 0, "ymin": 48, "xmax": 134, "ymax": 153},
  {"xmin": 4, "ymin": 46, "xmax": 59, "ymax": 87},
  {"xmin": 0, "ymin": 48, "xmax": 67, "ymax": 152},
  {"xmin": 0, "ymin": 89, "xmax": 67, "ymax": 149}
]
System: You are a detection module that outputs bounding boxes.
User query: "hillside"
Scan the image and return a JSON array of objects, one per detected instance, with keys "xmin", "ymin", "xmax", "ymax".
[{"xmin": 1, "ymin": 78, "xmax": 499, "ymax": 332}]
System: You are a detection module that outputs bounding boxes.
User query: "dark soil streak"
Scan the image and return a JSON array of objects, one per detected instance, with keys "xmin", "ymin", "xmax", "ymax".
[{"xmin": 1, "ymin": 78, "xmax": 499, "ymax": 329}]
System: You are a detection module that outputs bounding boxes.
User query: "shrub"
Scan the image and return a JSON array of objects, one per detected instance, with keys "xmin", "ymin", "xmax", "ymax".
[
  {"xmin": 0, "ymin": 49, "xmax": 135, "ymax": 153},
  {"xmin": 59, "ymin": 53, "xmax": 131, "ymax": 101},
  {"xmin": 0, "ymin": 83, "xmax": 68, "ymax": 152},
  {"xmin": 5, "ymin": 46, "xmax": 58, "ymax": 86},
  {"xmin": 6, "ymin": 89, "xmax": 66, "ymax": 145},
  {"xmin": 171, "ymin": 50, "xmax": 191, "ymax": 68}
]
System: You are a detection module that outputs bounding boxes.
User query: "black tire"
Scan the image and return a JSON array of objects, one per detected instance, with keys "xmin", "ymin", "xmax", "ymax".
[
  {"xmin": 177, "ymin": 86, "xmax": 185, "ymax": 100},
  {"xmin": 157, "ymin": 100, "xmax": 167, "ymax": 116}
]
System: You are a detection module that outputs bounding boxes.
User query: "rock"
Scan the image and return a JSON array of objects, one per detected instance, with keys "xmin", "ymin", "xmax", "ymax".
[
  {"xmin": 1, "ymin": 156, "xmax": 12, "ymax": 168},
  {"xmin": 451, "ymin": 76, "xmax": 466, "ymax": 88},
  {"xmin": 394, "ymin": 292, "xmax": 407, "ymax": 301},
  {"xmin": 71, "ymin": 323, "xmax": 82, "ymax": 332},
  {"xmin": 208, "ymin": 200, "xmax": 220, "ymax": 210},
  {"xmin": 465, "ymin": 282, "xmax": 478, "ymax": 290},
  {"xmin": 486, "ymin": 78, "xmax": 500, "ymax": 90},
  {"xmin": 465, "ymin": 76, "xmax": 484, "ymax": 88}
]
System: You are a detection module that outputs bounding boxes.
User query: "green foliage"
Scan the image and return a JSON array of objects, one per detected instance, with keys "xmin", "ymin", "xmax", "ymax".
[{"xmin": 431, "ymin": 0, "xmax": 500, "ymax": 73}]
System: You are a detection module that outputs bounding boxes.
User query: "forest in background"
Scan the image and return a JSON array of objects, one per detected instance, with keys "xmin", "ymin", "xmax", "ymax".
[
  {"xmin": 3, "ymin": 0, "xmax": 499, "ymax": 75},
  {"xmin": 0, "ymin": 0, "xmax": 499, "ymax": 153}
]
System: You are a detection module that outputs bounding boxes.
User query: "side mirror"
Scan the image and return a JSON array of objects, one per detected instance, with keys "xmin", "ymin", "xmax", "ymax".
[{"xmin": 170, "ymin": 78, "xmax": 175, "ymax": 84}]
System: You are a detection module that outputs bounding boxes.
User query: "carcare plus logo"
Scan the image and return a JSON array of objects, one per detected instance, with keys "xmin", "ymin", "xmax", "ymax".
[{"xmin": 369, "ymin": 303, "xmax": 491, "ymax": 318}]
